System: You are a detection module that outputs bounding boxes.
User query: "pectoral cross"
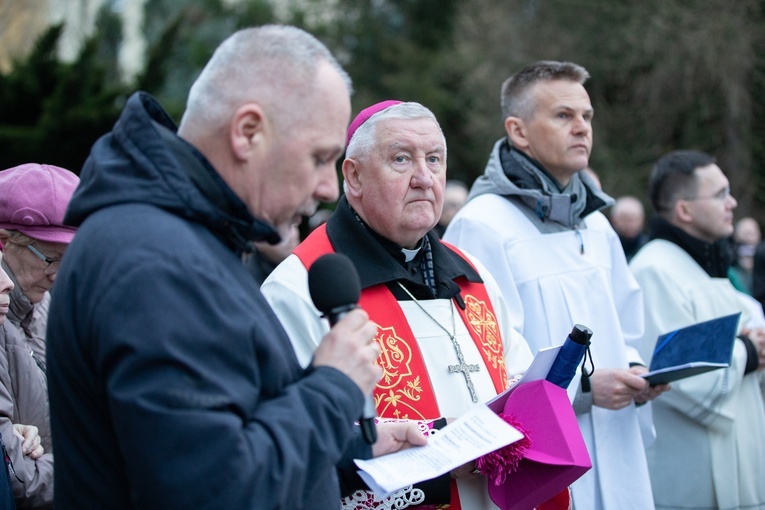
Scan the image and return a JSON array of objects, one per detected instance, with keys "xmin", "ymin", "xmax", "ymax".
[
  {"xmin": 449, "ymin": 360, "xmax": 480, "ymax": 403},
  {"xmin": 395, "ymin": 281, "xmax": 483, "ymax": 403}
]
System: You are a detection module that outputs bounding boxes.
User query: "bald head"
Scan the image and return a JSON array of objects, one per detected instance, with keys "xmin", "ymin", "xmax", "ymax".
[
  {"xmin": 439, "ymin": 180, "xmax": 468, "ymax": 228},
  {"xmin": 610, "ymin": 196, "xmax": 645, "ymax": 239},
  {"xmin": 735, "ymin": 217, "xmax": 761, "ymax": 246},
  {"xmin": 179, "ymin": 25, "xmax": 352, "ymax": 141}
]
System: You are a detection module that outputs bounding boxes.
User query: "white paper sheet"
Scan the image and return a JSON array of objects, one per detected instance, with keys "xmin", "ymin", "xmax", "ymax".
[
  {"xmin": 354, "ymin": 405, "xmax": 524, "ymax": 497},
  {"xmin": 485, "ymin": 345, "xmax": 561, "ymax": 413}
]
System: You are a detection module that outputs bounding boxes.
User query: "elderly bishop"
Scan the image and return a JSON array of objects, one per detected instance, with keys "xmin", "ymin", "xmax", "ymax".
[{"xmin": 262, "ymin": 101, "xmax": 535, "ymax": 509}]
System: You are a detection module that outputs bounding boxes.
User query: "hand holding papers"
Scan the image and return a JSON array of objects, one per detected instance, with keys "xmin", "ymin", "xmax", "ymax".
[
  {"xmin": 642, "ymin": 313, "xmax": 741, "ymax": 385},
  {"xmin": 354, "ymin": 405, "xmax": 524, "ymax": 497}
]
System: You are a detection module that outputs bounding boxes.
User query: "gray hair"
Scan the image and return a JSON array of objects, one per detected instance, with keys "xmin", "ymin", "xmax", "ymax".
[
  {"xmin": 0, "ymin": 230, "xmax": 34, "ymax": 246},
  {"xmin": 346, "ymin": 102, "xmax": 446, "ymax": 160},
  {"xmin": 500, "ymin": 61, "xmax": 590, "ymax": 120},
  {"xmin": 180, "ymin": 25, "xmax": 352, "ymax": 133}
]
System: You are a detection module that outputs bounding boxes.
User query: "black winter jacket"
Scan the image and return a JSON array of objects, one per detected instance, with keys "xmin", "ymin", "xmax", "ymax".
[{"xmin": 46, "ymin": 92, "xmax": 369, "ymax": 510}]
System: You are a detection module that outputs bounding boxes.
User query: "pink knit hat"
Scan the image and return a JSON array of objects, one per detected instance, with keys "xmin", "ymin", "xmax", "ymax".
[
  {"xmin": 0, "ymin": 163, "xmax": 80, "ymax": 244},
  {"xmin": 346, "ymin": 100, "xmax": 402, "ymax": 145}
]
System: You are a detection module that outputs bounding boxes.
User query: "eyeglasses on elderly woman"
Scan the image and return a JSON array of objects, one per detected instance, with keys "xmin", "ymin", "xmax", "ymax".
[{"xmin": 25, "ymin": 244, "xmax": 62, "ymax": 276}]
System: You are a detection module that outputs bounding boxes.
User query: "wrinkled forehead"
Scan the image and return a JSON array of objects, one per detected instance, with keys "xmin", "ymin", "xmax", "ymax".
[{"xmin": 374, "ymin": 117, "xmax": 446, "ymax": 150}]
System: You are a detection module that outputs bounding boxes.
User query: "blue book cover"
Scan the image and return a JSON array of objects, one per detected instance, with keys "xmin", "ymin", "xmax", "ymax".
[{"xmin": 642, "ymin": 312, "xmax": 741, "ymax": 385}]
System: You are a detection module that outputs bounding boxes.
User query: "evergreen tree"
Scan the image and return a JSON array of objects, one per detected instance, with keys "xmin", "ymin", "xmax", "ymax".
[
  {"xmin": 307, "ymin": 0, "xmax": 475, "ymax": 182},
  {"xmin": 0, "ymin": 18, "xmax": 126, "ymax": 174},
  {"xmin": 455, "ymin": 0, "xmax": 765, "ymax": 217}
]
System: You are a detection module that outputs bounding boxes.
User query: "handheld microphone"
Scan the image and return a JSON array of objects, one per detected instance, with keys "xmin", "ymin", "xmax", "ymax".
[
  {"xmin": 308, "ymin": 253, "xmax": 377, "ymax": 444},
  {"xmin": 546, "ymin": 324, "xmax": 593, "ymax": 389}
]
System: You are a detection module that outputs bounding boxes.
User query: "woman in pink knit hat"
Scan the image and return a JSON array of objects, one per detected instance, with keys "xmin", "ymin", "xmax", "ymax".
[{"xmin": 0, "ymin": 163, "xmax": 80, "ymax": 509}]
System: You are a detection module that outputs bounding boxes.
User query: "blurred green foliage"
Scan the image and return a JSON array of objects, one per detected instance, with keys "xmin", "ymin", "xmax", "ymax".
[{"xmin": 1, "ymin": 0, "xmax": 763, "ymax": 218}]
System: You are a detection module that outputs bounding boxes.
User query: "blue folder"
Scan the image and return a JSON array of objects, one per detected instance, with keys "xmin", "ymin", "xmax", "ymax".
[{"xmin": 642, "ymin": 312, "xmax": 741, "ymax": 385}]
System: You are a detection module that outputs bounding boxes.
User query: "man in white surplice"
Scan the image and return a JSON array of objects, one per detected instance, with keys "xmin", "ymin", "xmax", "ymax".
[
  {"xmin": 262, "ymin": 101, "xmax": 536, "ymax": 509},
  {"xmin": 630, "ymin": 150, "xmax": 765, "ymax": 510},
  {"xmin": 442, "ymin": 61, "xmax": 669, "ymax": 510}
]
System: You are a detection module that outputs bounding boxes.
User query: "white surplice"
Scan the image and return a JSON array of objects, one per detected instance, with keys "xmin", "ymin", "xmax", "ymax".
[{"xmin": 444, "ymin": 192, "xmax": 654, "ymax": 510}]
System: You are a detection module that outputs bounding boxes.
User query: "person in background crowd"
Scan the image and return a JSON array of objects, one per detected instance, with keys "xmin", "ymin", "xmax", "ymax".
[
  {"xmin": 0, "ymin": 163, "xmax": 80, "ymax": 509},
  {"xmin": 262, "ymin": 100, "xmax": 537, "ymax": 509},
  {"xmin": 610, "ymin": 195, "xmax": 649, "ymax": 262},
  {"xmin": 444, "ymin": 60, "xmax": 667, "ymax": 510},
  {"xmin": 630, "ymin": 150, "xmax": 765, "ymax": 510},
  {"xmin": 45, "ymin": 25, "xmax": 424, "ymax": 510},
  {"xmin": 245, "ymin": 223, "xmax": 301, "ymax": 285},
  {"xmin": 434, "ymin": 179, "xmax": 469, "ymax": 237},
  {"xmin": 308, "ymin": 208, "xmax": 333, "ymax": 232},
  {"xmin": 728, "ymin": 216, "xmax": 761, "ymax": 295},
  {"xmin": 1, "ymin": 239, "xmax": 46, "ymax": 510}
]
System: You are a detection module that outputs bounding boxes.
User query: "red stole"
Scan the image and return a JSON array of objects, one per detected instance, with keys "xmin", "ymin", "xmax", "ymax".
[{"xmin": 294, "ymin": 225, "xmax": 510, "ymax": 509}]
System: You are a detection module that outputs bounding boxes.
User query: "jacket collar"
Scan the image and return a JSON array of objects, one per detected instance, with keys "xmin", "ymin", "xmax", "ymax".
[
  {"xmin": 65, "ymin": 92, "xmax": 279, "ymax": 256},
  {"xmin": 649, "ymin": 215, "xmax": 733, "ymax": 278},
  {"xmin": 152, "ymin": 119, "xmax": 280, "ymax": 252},
  {"xmin": 469, "ymin": 138, "xmax": 613, "ymax": 229}
]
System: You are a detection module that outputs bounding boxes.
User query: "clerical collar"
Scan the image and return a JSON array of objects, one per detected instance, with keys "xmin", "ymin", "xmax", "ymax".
[
  {"xmin": 649, "ymin": 215, "xmax": 733, "ymax": 278},
  {"xmin": 401, "ymin": 246, "xmax": 421, "ymax": 262},
  {"xmin": 348, "ymin": 203, "xmax": 436, "ymax": 294}
]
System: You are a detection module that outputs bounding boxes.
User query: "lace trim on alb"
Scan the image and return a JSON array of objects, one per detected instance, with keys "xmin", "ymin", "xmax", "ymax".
[
  {"xmin": 341, "ymin": 485, "xmax": 426, "ymax": 509},
  {"xmin": 341, "ymin": 420, "xmax": 437, "ymax": 509}
]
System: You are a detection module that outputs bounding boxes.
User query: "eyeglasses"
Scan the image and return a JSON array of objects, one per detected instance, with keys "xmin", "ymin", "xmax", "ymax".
[
  {"xmin": 684, "ymin": 186, "xmax": 732, "ymax": 202},
  {"xmin": 26, "ymin": 245, "xmax": 62, "ymax": 275}
]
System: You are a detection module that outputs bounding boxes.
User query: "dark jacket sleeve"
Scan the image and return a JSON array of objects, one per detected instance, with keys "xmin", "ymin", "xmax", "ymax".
[
  {"xmin": 94, "ymin": 253, "xmax": 365, "ymax": 510},
  {"xmin": 337, "ymin": 432, "xmax": 372, "ymax": 496}
]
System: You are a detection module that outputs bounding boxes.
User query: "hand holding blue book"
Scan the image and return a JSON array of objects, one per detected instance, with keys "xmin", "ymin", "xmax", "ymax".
[{"xmin": 642, "ymin": 313, "xmax": 741, "ymax": 386}]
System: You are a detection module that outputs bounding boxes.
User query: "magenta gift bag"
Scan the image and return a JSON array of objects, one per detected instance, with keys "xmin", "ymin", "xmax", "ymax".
[{"xmin": 488, "ymin": 380, "xmax": 591, "ymax": 510}]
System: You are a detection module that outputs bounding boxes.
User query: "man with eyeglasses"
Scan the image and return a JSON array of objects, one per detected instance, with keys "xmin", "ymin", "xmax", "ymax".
[
  {"xmin": 0, "ymin": 162, "xmax": 80, "ymax": 508},
  {"xmin": 630, "ymin": 150, "xmax": 765, "ymax": 510}
]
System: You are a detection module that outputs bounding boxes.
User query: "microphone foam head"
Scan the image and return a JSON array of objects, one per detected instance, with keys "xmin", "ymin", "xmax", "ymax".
[{"xmin": 308, "ymin": 253, "xmax": 362, "ymax": 314}]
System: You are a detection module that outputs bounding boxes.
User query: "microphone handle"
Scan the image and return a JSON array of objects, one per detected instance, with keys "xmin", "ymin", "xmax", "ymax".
[
  {"xmin": 360, "ymin": 398, "xmax": 378, "ymax": 444},
  {"xmin": 326, "ymin": 307, "xmax": 378, "ymax": 445}
]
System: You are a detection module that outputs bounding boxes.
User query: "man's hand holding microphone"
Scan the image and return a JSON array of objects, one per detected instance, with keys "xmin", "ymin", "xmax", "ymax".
[{"xmin": 309, "ymin": 253, "xmax": 426, "ymax": 455}]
